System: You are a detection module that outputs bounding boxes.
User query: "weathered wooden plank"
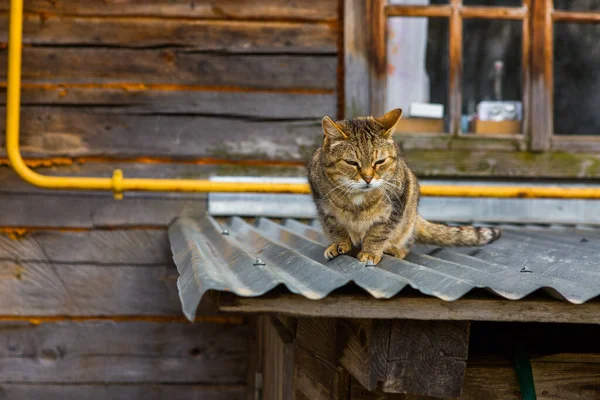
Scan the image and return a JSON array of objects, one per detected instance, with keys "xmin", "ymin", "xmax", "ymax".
[
  {"xmin": 0, "ymin": 229, "xmax": 170, "ymax": 264},
  {"xmin": 0, "ymin": 384, "xmax": 245, "ymax": 400},
  {"xmin": 0, "ymin": 162, "xmax": 304, "ymax": 227},
  {"xmin": 461, "ymin": 363, "xmax": 520, "ymax": 400},
  {"xmin": 0, "ymin": 321, "xmax": 247, "ymax": 383},
  {"xmin": 0, "ymin": 49, "xmax": 337, "ymax": 90},
  {"xmin": 0, "ymin": 162, "xmax": 211, "ymax": 228},
  {"xmin": 0, "ymin": 192, "xmax": 206, "ymax": 228},
  {"xmin": 531, "ymin": 353, "xmax": 600, "ymax": 400},
  {"xmin": 5, "ymin": 88, "xmax": 337, "ymax": 119},
  {"xmin": 0, "ymin": 260, "xmax": 183, "ymax": 315},
  {"xmin": 218, "ymin": 294, "xmax": 600, "ymax": 325},
  {"xmin": 0, "ymin": 15, "xmax": 336, "ymax": 53},
  {"xmin": 0, "ymin": 0, "xmax": 338, "ymax": 21},
  {"xmin": 0, "ymin": 107, "xmax": 323, "ymax": 159},
  {"xmin": 383, "ymin": 321, "xmax": 470, "ymax": 397}
]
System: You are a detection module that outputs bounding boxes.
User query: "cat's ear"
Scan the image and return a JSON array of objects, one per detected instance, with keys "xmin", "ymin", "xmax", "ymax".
[
  {"xmin": 322, "ymin": 116, "xmax": 348, "ymax": 144},
  {"xmin": 375, "ymin": 108, "xmax": 403, "ymax": 138}
]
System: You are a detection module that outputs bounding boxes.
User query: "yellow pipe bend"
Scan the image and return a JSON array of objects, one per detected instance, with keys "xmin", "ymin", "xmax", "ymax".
[{"xmin": 6, "ymin": 0, "xmax": 600, "ymax": 200}]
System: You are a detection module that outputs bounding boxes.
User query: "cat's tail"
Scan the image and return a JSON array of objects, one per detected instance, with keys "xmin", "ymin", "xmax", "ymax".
[{"xmin": 414, "ymin": 216, "xmax": 501, "ymax": 247}]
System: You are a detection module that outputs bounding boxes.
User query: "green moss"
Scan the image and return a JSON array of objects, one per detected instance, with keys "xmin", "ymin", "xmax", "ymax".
[{"xmin": 405, "ymin": 149, "xmax": 600, "ymax": 178}]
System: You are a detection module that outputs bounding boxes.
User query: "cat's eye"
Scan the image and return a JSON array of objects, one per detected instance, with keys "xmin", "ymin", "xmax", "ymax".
[
  {"xmin": 374, "ymin": 158, "xmax": 387, "ymax": 166},
  {"xmin": 344, "ymin": 160, "xmax": 360, "ymax": 167}
]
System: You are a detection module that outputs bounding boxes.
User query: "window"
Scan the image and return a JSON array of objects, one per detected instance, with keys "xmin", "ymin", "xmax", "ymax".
[{"xmin": 344, "ymin": 0, "xmax": 600, "ymax": 178}]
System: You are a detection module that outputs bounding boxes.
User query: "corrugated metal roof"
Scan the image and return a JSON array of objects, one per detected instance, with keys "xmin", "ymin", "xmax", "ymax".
[{"xmin": 169, "ymin": 216, "xmax": 600, "ymax": 321}]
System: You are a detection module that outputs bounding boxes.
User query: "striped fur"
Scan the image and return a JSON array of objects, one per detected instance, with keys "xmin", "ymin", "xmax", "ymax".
[{"xmin": 308, "ymin": 109, "xmax": 501, "ymax": 265}]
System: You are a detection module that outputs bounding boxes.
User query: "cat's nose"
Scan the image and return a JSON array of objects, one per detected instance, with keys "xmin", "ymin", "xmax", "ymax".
[{"xmin": 363, "ymin": 176, "xmax": 373, "ymax": 184}]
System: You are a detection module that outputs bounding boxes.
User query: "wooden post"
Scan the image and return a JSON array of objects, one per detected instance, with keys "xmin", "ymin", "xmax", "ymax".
[
  {"xmin": 344, "ymin": 0, "xmax": 371, "ymax": 118},
  {"xmin": 344, "ymin": 0, "xmax": 387, "ymax": 118},
  {"xmin": 530, "ymin": 0, "xmax": 553, "ymax": 151},
  {"xmin": 369, "ymin": 0, "xmax": 387, "ymax": 117},
  {"xmin": 448, "ymin": 0, "xmax": 463, "ymax": 136}
]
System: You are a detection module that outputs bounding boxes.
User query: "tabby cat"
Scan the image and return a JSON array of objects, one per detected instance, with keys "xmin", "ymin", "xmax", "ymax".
[{"xmin": 308, "ymin": 108, "xmax": 501, "ymax": 265}]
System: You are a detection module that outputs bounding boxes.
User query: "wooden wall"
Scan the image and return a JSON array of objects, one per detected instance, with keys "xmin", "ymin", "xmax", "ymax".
[{"xmin": 0, "ymin": 0, "xmax": 339, "ymax": 398}]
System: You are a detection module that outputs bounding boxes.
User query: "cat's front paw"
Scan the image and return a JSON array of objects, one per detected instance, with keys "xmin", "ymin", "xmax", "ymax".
[
  {"xmin": 357, "ymin": 251, "xmax": 382, "ymax": 265},
  {"xmin": 324, "ymin": 242, "xmax": 351, "ymax": 260}
]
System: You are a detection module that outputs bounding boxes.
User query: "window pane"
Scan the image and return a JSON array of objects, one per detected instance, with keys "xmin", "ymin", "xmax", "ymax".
[
  {"xmin": 462, "ymin": 19, "xmax": 523, "ymax": 135},
  {"xmin": 554, "ymin": 22, "xmax": 600, "ymax": 135},
  {"xmin": 386, "ymin": 14, "xmax": 449, "ymax": 133},
  {"xmin": 554, "ymin": 0, "xmax": 600, "ymax": 11}
]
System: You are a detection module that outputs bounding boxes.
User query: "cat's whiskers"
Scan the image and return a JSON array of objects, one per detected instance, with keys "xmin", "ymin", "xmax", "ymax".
[
  {"xmin": 316, "ymin": 181, "xmax": 351, "ymax": 206},
  {"xmin": 379, "ymin": 181, "xmax": 404, "ymax": 205},
  {"xmin": 376, "ymin": 186, "xmax": 393, "ymax": 205}
]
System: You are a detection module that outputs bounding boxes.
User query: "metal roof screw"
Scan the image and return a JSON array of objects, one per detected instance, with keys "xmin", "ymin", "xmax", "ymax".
[
  {"xmin": 221, "ymin": 229, "xmax": 229, "ymax": 236},
  {"xmin": 520, "ymin": 266, "xmax": 533, "ymax": 273},
  {"xmin": 365, "ymin": 260, "xmax": 376, "ymax": 267},
  {"xmin": 253, "ymin": 259, "xmax": 266, "ymax": 266}
]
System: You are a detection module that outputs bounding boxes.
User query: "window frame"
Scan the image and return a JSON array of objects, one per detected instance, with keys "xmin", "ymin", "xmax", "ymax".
[{"xmin": 343, "ymin": 0, "xmax": 600, "ymax": 173}]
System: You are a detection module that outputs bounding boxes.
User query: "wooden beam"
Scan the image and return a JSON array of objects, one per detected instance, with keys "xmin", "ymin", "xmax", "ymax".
[
  {"xmin": 218, "ymin": 294, "xmax": 600, "ymax": 325},
  {"xmin": 337, "ymin": 319, "xmax": 469, "ymax": 397},
  {"xmin": 382, "ymin": 321, "xmax": 469, "ymax": 397}
]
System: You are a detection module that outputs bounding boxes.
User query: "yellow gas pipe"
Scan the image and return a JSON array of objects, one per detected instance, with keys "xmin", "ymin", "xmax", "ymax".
[{"xmin": 6, "ymin": 0, "xmax": 600, "ymax": 200}]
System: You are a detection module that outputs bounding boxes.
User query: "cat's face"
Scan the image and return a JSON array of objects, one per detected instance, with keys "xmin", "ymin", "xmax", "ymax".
[{"xmin": 320, "ymin": 109, "xmax": 402, "ymax": 194}]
